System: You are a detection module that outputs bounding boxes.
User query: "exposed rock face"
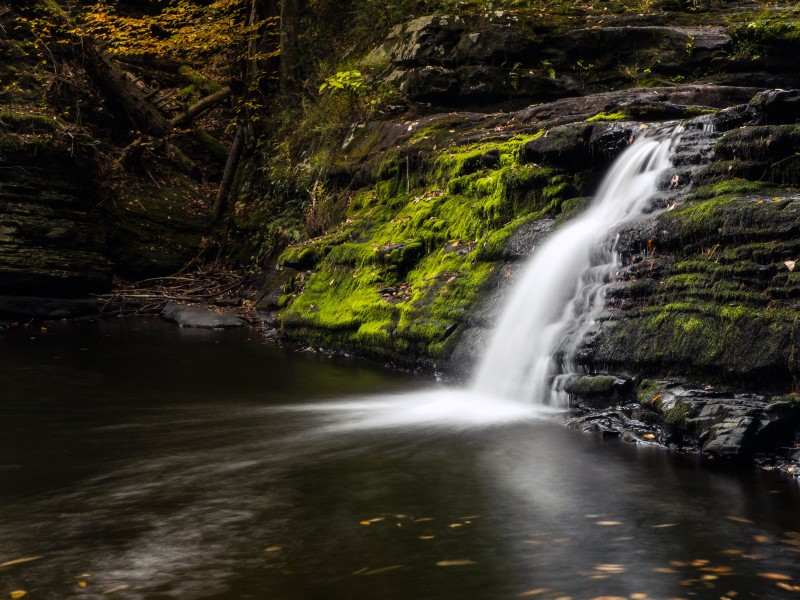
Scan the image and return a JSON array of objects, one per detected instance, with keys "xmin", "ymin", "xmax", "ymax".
[
  {"xmin": 0, "ymin": 130, "xmax": 112, "ymax": 317},
  {"xmin": 365, "ymin": 11, "xmax": 795, "ymax": 109}
]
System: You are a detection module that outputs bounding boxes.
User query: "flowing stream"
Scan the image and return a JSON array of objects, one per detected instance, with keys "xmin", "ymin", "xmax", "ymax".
[
  {"xmin": 473, "ymin": 125, "xmax": 682, "ymax": 404},
  {"xmin": 2, "ymin": 320, "xmax": 800, "ymax": 600}
]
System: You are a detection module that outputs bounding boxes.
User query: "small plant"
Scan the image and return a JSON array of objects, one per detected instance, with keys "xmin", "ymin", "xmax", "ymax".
[
  {"xmin": 541, "ymin": 59, "xmax": 556, "ymax": 80},
  {"xmin": 319, "ymin": 70, "xmax": 365, "ymax": 95},
  {"xmin": 509, "ymin": 62, "xmax": 522, "ymax": 90}
]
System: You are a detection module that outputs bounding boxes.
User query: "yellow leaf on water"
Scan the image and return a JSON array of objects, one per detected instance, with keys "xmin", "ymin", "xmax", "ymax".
[
  {"xmin": 702, "ymin": 566, "xmax": 733, "ymax": 574},
  {"xmin": 359, "ymin": 521, "xmax": 371, "ymax": 526},
  {"xmin": 78, "ymin": 582, "xmax": 88, "ymax": 588},
  {"xmin": 10, "ymin": 592, "xmax": 26, "ymax": 599},
  {"xmin": 754, "ymin": 535, "xmax": 770, "ymax": 543},
  {"xmin": 595, "ymin": 521, "xmax": 622, "ymax": 526},
  {"xmin": 448, "ymin": 523, "xmax": 463, "ymax": 528},
  {"xmin": 758, "ymin": 572, "xmax": 793, "ymax": 581},
  {"xmin": 701, "ymin": 574, "xmax": 718, "ymax": 581},
  {"xmin": 518, "ymin": 589, "xmax": 548, "ymax": 597},
  {"xmin": 630, "ymin": 594, "xmax": 649, "ymax": 599},
  {"xmin": 436, "ymin": 560, "xmax": 476, "ymax": 567},
  {"xmin": 264, "ymin": 546, "xmax": 282, "ymax": 552},
  {"xmin": 643, "ymin": 434, "xmax": 656, "ymax": 440},
  {"xmin": 594, "ymin": 564, "xmax": 624, "ymax": 573},
  {"xmin": 721, "ymin": 549, "xmax": 743, "ymax": 555},
  {"xmin": 725, "ymin": 515, "xmax": 753, "ymax": 524},
  {"xmin": 360, "ymin": 565, "xmax": 403, "ymax": 576},
  {"xmin": 0, "ymin": 557, "xmax": 42, "ymax": 568},
  {"xmin": 102, "ymin": 585, "xmax": 129, "ymax": 595},
  {"xmin": 418, "ymin": 535, "xmax": 435, "ymax": 540},
  {"xmin": 690, "ymin": 559, "xmax": 710, "ymax": 567},
  {"xmin": 777, "ymin": 582, "xmax": 800, "ymax": 592}
]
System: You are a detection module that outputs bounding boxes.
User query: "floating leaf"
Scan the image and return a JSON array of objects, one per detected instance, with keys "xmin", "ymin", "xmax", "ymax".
[
  {"xmin": 518, "ymin": 589, "xmax": 548, "ymax": 597},
  {"xmin": 78, "ymin": 581, "xmax": 88, "ymax": 588},
  {"xmin": 0, "ymin": 557, "xmax": 43, "ymax": 568},
  {"xmin": 753, "ymin": 535, "xmax": 770, "ymax": 543},
  {"xmin": 726, "ymin": 515, "xmax": 753, "ymax": 524},
  {"xmin": 418, "ymin": 535, "xmax": 435, "ymax": 540},
  {"xmin": 594, "ymin": 564, "xmax": 625, "ymax": 573},
  {"xmin": 448, "ymin": 523, "xmax": 463, "ymax": 528},
  {"xmin": 10, "ymin": 592, "xmax": 26, "ymax": 599},
  {"xmin": 436, "ymin": 560, "xmax": 476, "ymax": 567},
  {"xmin": 595, "ymin": 521, "xmax": 622, "ymax": 526},
  {"xmin": 785, "ymin": 260, "xmax": 796, "ymax": 272},
  {"xmin": 758, "ymin": 573, "xmax": 793, "ymax": 581},
  {"xmin": 264, "ymin": 546, "xmax": 282, "ymax": 552},
  {"xmin": 777, "ymin": 582, "xmax": 800, "ymax": 592},
  {"xmin": 691, "ymin": 559, "xmax": 710, "ymax": 567},
  {"xmin": 359, "ymin": 565, "xmax": 403, "ymax": 576},
  {"xmin": 359, "ymin": 521, "xmax": 371, "ymax": 526},
  {"xmin": 702, "ymin": 566, "xmax": 733, "ymax": 574},
  {"xmin": 103, "ymin": 585, "xmax": 129, "ymax": 595},
  {"xmin": 643, "ymin": 434, "xmax": 656, "ymax": 440}
]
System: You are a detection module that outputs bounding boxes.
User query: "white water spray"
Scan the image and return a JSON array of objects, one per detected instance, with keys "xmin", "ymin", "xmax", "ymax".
[{"xmin": 472, "ymin": 125, "xmax": 683, "ymax": 405}]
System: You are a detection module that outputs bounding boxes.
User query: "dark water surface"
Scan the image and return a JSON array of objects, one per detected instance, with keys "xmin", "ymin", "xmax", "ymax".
[{"xmin": 1, "ymin": 319, "xmax": 799, "ymax": 600}]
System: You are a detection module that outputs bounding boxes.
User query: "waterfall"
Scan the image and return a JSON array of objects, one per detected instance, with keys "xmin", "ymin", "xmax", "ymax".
[{"xmin": 472, "ymin": 124, "xmax": 683, "ymax": 405}]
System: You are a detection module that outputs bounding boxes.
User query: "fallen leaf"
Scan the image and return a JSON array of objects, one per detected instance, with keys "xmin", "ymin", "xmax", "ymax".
[
  {"xmin": 436, "ymin": 560, "xmax": 476, "ymax": 567},
  {"xmin": 725, "ymin": 515, "xmax": 753, "ymax": 524},
  {"xmin": 721, "ymin": 549, "xmax": 743, "ymax": 555},
  {"xmin": 359, "ymin": 521, "xmax": 371, "ymax": 526},
  {"xmin": 264, "ymin": 546, "xmax": 282, "ymax": 552},
  {"xmin": 10, "ymin": 592, "xmax": 26, "ymax": 599},
  {"xmin": 654, "ymin": 567, "xmax": 679, "ymax": 574},
  {"xmin": 595, "ymin": 521, "xmax": 622, "ymax": 526},
  {"xmin": 359, "ymin": 565, "xmax": 403, "ymax": 576},
  {"xmin": 786, "ymin": 260, "xmax": 796, "ymax": 272},
  {"xmin": 753, "ymin": 535, "xmax": 770, "ymax": 543},
  {"xmin": 701, "ymin": 574, "xmax": 718, "ymax": 581},
  {"xmin": 777, "ymin": 582, "xmax": 800, "ymax": 592},
  {"xmin": 702, "ymin": 566, "xmax": 733, "ymax": 574},
  {"xmin": 758, "ymin": 572, "xmax": 793, "ymax": 581},
  {"xmin": 448, "ymin": 523, "xmax": 463, "ymax": 528},
  {"xmin": 643, "ymin": 433, "xmax": 656, "ymax": 440},
  {"xmin": 594, "ymin": 564, "xmax": 624, "ymax": 573},
  {"xmin": 690, "ymin": 559, "xmax": 710, "ymax": 567},
  {"xmin": 418, "ymin": 535, "xmax": 435, "ymax": 540},
  {"xmin": 0, "ymin": 557, "xmax": 43, "ymax": 568}
]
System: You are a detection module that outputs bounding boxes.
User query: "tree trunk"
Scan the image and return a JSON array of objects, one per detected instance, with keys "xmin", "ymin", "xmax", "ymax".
[
  {"xmin": 279, "ymin": 0, "xmax": 302, "ymax": 95},
  {"xmin": 211, "ymin": 125, "xmax": 245, "ymax": 224}
]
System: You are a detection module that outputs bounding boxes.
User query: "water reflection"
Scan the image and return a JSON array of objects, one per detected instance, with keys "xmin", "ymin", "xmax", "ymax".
[{"xmin": 0, "ymin": 320, "xmax": 798, "ymax": 599}]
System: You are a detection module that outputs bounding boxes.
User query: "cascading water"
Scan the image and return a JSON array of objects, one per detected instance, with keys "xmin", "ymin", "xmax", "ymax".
[{"xmin": 472, "ymin": 124, "xmax": 683, "ymax": 405}]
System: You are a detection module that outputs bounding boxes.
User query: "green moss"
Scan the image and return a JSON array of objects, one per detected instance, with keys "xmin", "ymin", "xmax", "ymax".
[
  {"xmin": 0, "ymin": 109, "xmax": 61, "ymax": 134},
  {"xmin": 636, "ymin": 379, "xmax": 664, "ymax": 405},
  {"xmin": 276, "ymin": 133, "xmax": 564, "ymax": 362},
  {"xmin": 585, "ymin": 111, "xmax": 628, "ymax": 122},
  {"xmin": 664, "ymin": 400, "xmax": 691, "ymax": 426}
]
